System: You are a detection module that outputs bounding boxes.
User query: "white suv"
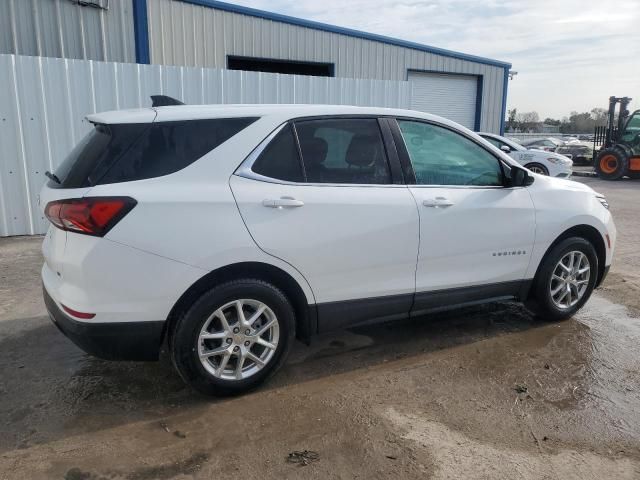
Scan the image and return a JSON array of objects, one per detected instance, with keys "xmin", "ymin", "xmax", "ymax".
[{"xmin": 41, "ymin": 104, "xmax": 616, "ymax": 395}]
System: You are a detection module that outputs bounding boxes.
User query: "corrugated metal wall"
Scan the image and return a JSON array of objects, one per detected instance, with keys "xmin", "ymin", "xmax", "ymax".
[
  {"xmin": 0, "ymin": 0, "xmax": 135, "ymax": 62},
  {"xmin": 146, "ymin": 0, "xmax": 506, "ymax": 133},
  {"xmin": 0, "ymin": 54, "xmax": 411, "ymax": 237}
]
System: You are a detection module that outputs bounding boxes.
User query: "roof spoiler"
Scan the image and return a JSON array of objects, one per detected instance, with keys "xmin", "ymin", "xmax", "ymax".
[{"xmin": 151, "ymin": 95, "xmax": 185, "ymax": 107}]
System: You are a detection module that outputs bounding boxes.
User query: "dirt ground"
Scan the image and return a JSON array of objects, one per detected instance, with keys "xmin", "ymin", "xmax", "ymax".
[{"xmin": 1, "ymin": 176, "xmax": 640, "ymax": 480}]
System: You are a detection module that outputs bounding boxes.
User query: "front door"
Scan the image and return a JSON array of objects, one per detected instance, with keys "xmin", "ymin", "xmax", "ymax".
[
  {"xmin": 392, "ymin": 119, "xmax": 535, "ymax": 313},
  {"xmin": 230, "ymin": 118, "xmax": 419, "ymax": 331}
]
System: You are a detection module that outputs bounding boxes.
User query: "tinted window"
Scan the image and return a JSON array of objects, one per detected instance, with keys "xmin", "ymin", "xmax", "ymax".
[
  {"xmin": 99, "ymin": 118, "xmax": 257, "ymax": 185},
  {"xmin": 251, "ymin": 124, "xmax": 304, "ymax": 182},
  {"xmin": 398, "ymin": 120, "xmax": 503, "ymax": 186},
  {"xmin": 51, "ymin": 123, "xmax": 148, "ymax": 188},
  {"xmin": 51, "ymin": 118, "xmax": 257, "ymax": 188},
  {"xmin": 295, "ymin": 119, "xmax": 391, "ymax": 184}
]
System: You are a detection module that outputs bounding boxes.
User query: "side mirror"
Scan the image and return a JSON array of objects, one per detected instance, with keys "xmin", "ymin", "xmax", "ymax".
[
  {"xmin": 500, "ymin": 145, "xmax": 511, "ymax": 153},
  {"xmin": 510, "ymin": 165, "xmax": 533, "ymax": 187}
]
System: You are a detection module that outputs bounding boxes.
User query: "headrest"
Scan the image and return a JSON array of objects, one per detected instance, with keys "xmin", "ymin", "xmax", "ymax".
[
  {"xmin": 346, "ymin": 135, "xmax": 379, "ymax": 167},
  {"xmin": 300, "ymin": 137, "xmax": 328, "ymax": 166}
]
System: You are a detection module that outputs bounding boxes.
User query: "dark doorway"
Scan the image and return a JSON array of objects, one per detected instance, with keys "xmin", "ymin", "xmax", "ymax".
[{"xmin": 227, "ymin": 56, "xmax": 334, "ymax": 77}]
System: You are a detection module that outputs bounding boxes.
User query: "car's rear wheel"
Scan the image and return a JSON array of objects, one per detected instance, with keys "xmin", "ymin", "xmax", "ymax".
[
  {"xmin": 526, "ymin": 237, "xmax": 598, "ymax": 321},
  {"xmin": 524, "ymin": 162, "xmax": 549, "ymax": 175},
  {"xmin": 171, "ymin": 279, "xmax": 295, "ymax": 396}
]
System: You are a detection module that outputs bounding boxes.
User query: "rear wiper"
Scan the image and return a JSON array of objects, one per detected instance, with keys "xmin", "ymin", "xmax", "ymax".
[{"xmin": 45, "ymin": 171, "xmax": 61, "ymax": 184}]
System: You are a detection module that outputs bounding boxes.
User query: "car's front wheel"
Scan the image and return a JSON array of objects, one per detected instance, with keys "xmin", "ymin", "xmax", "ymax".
[
  {"xmin": 524, "ymin": 162, "xmax": 549, "ymax": 176},
  {"xmin": 526, "ymin": 237, "xmax": 598, "ymax": 321},
  {"xmin": 171, "ymin": 279, "xmax": 295, "ymax": 396}
]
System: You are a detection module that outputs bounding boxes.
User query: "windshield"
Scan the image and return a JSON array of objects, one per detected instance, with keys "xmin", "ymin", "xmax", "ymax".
[{"xmin": 622, "ymin": 111, "xmax": 640, "ymax": 142}]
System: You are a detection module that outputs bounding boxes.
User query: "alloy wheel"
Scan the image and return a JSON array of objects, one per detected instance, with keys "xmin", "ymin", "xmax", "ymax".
[
  {"xmin": 197, "ymin": 299, "xmax": 279, "ymax": 380},
  {"xmin": 549, "ymin": 251, "xmax": 590, "ymax": 309}
]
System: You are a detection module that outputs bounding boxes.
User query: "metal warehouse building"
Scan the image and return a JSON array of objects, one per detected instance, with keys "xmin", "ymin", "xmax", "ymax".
[
  {"xmin": 0, "ymin": 0, "xmax": 511, "ymax": 237},
  {"xmin": 1, "ymin": 0, "xmax": 510, "ymax": 132}
]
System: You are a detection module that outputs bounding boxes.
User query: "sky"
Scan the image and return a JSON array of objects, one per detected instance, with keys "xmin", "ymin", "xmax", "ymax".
[{"xmin": 231, "ymin": 0, "xmax": 639, "ymax": 120}]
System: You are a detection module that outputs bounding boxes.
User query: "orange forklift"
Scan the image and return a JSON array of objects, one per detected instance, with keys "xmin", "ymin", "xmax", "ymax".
[{"xmin": 595, "ymin": 96, "xmax": 640, "ymax": 180}]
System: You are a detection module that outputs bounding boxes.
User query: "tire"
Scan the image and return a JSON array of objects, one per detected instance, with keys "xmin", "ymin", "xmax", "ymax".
[
  {"xmin": 171, "ymin": 279, "xmax": 295, "ymax": 396},
  {"xmin": 526, "ymin": 237, "xmax": 598, "ymax": 322},
  {"xmin": 524, "ymin": 163, "xmax": 549, "ymax": 176},
  {"xmin": 595, "ymin": 147, "xmax": 629, "ymax": 180}
]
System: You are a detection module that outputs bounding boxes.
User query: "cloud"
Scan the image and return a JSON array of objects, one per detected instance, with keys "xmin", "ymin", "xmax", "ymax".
[{"xmin": 231, "ymin": 0, "xmax": 640, "ymax": 118}]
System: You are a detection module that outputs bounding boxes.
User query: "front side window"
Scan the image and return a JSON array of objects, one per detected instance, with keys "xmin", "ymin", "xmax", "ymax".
[
  {"xmin": 295, "ymin": 118, "xmax": 391, "ymax": 184},
  {"xmin": 398, "ymin": 120, "xmax": 503, "ymax": 186}
]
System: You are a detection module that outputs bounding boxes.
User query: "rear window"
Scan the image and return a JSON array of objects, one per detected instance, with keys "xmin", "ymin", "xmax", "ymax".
[{"xmin": 50, "ymin": 117, "xmax": 258, "ymax": 188}]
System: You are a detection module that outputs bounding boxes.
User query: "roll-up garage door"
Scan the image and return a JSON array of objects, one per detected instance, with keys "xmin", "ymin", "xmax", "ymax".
[{"xmin": 408, "ymin": 72, "xmax": 478, "ymax": 130}]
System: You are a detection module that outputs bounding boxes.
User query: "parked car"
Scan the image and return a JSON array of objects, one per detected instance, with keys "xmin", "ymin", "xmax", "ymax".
[
  {"xmin": 521, "ymin": 137, "xmax": 564, "ymax": 152},
  {"xmin": 41, "ymin": 104, "xmax": 616, "ymax": 396},
  {"xmin": 479, "ymin": 132, "xmax": 573, "ymax": 177},
  {"xmin": 555, "ymin": 143, "xmax": 594, "ymax": 165}
]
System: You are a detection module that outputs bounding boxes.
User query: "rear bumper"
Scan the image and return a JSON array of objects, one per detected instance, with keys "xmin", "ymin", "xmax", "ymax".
[{"xmin": 44, "ymin": 285, "xmax": 164, "ymax": 361}]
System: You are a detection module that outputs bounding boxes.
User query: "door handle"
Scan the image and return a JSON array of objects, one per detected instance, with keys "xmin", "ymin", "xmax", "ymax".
[
  {"xmin": 422, "ymin": 197, "xmax": 454, "ymax": 208},
  {"xmin": 262, "ymin": 196, "xmax": 305, "ymax": 208}
]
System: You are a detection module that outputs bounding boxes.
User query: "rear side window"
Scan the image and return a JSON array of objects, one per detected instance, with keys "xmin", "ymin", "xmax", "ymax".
[
  {"xmin": 295, "ymin": 118, "xmax": 391, "ymax": 184},
  {"xmin": 251, "ymin": 124, "xmax": 304, "ymax": 182},
  {"xmin": 51, "ymin": 117, "xmax": 257, "ymax": 188}
]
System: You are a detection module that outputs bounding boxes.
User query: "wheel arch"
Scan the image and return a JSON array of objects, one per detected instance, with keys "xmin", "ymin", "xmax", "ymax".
[
  {"xmin": 531, "ymin": 224, "xmax": 607, "ymax": 296},
  {"xmin": 163, "ymin": 262, "xmax": 316, "ymax": 350}
]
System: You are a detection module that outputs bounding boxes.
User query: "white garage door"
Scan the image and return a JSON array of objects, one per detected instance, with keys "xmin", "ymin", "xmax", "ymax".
[{"xmin": 408, "ymin": 72, "xmax": 478, "ymax": 130}]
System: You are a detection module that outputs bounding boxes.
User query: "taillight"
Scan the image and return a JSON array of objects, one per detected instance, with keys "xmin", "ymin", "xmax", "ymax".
[{"xmin": 44, "ymin": 197, "xmax": 136, "ymax": 237}]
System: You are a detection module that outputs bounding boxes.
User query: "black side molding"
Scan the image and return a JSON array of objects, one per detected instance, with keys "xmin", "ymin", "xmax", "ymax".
[{"xmin": 151, "ymin": 95, "xmax": 185, "ymax": 107}]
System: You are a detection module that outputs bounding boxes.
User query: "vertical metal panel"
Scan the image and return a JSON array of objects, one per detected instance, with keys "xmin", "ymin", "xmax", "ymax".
[
  {"xmin": 0, "ymin": 0, "xmax": 135, "ymax": 63},
  {"xmin": 146, "ymin": 0, "xmax": 507, "ymax": 135},
  {"xmin": 0, "ymin": 54, "xmax": 411, "ymax": 236}
]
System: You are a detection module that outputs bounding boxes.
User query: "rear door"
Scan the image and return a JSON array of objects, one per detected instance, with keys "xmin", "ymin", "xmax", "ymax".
[{"xmin": 230, "ymin": 117, "xmax": 419, "ymax": 332}]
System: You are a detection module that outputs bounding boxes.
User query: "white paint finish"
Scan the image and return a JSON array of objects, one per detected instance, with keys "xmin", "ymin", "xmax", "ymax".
[
  {"xmin": 409, "ymin": 186, "xmax": 536, "ymax": 291},
  {"xmin": 523, "ymin": 175, "xmax": 616, "ymax": 278},
  {"xmin": 42, "ymin": 234, "xmax": 206, "ymax": 323},
  {"xmin": 0, "ymin": 54, "xmax": 410, "ymax": 237},
  {"xmin": 147, "ymin": 0, "xmax": 507, "ymax": 133},
  {"xmin": 36, "ymin": 104, "xmax": 615, "ymax": 332},
  {"xmin": 230, "ymin": 176, "xmax": 420, "ymax": 303},
  {"xmin": 409, "ymin": 72, "xmax": 477, "ymax": 129}
]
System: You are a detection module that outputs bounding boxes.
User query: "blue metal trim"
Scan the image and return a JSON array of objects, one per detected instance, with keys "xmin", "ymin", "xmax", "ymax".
[
  {"xmin": 406, "ymin": 69, "xmax": 484, "ymax": 131},
  {"xmin": 132, "ymin": 0, "xmax": 150, "ymax": 64},
  {"xmin": 500, "ymin": 67, "xmax": 509, "ymax": 135},
  {"xmin": 474, "ymin": 76, "xmax": 483, "ymax": 132},
  {"xmin": 178, "ymin": 0, "xmax": 512, "ymax": 69}
]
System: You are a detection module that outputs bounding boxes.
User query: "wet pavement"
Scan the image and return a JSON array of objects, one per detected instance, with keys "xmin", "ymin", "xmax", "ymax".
[{"xmin": 1, "ymin": 177, "xmax": 640, "ymax": 479}]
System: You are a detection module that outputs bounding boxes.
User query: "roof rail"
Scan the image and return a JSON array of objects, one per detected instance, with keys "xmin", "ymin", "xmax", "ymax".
[{"xmin": 151, "ymin": 95, "xmax": 185, "ymax": 107}]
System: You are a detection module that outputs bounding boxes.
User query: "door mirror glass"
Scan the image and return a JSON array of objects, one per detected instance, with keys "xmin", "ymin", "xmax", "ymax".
[{"xmin": 500, "ymin": 145, "xmax": 511, "ymax": 153}]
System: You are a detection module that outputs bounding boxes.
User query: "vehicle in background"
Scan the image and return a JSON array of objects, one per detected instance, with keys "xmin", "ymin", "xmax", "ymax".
[
  {"xmin": 594, "ymin": 96, "xmax": 640, "ymax": 180},
  {"xmin": 479, "ymin": 132, "xmax": 573, "ymax": 177},
  {"xmin": 521, "ymin": 137, "xmax": 565, "ymax": 152},
  {"xmin": 556, "ymin": 143, "xmax": 594, "ymax": 165}
]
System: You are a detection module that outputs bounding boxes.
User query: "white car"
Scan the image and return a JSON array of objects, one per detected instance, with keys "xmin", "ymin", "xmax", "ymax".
[
  {"xmin": 41, "ymin": 103, "xmax": 615, "ymax": 395},
  {"xmin": 479, "ymin": 132, "xmax": 573, "ymax": 177}
]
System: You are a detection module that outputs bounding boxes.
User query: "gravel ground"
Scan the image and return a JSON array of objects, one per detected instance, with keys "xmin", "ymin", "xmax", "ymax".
[{"xmin": 1, "ymin": 176, "xmax": 639, "ymax": 479}]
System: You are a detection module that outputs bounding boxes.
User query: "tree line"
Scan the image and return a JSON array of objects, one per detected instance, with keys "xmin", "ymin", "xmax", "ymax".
[{"xmin": 506, "ymin": 108, "xmax": 609, "ymax": 134}]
